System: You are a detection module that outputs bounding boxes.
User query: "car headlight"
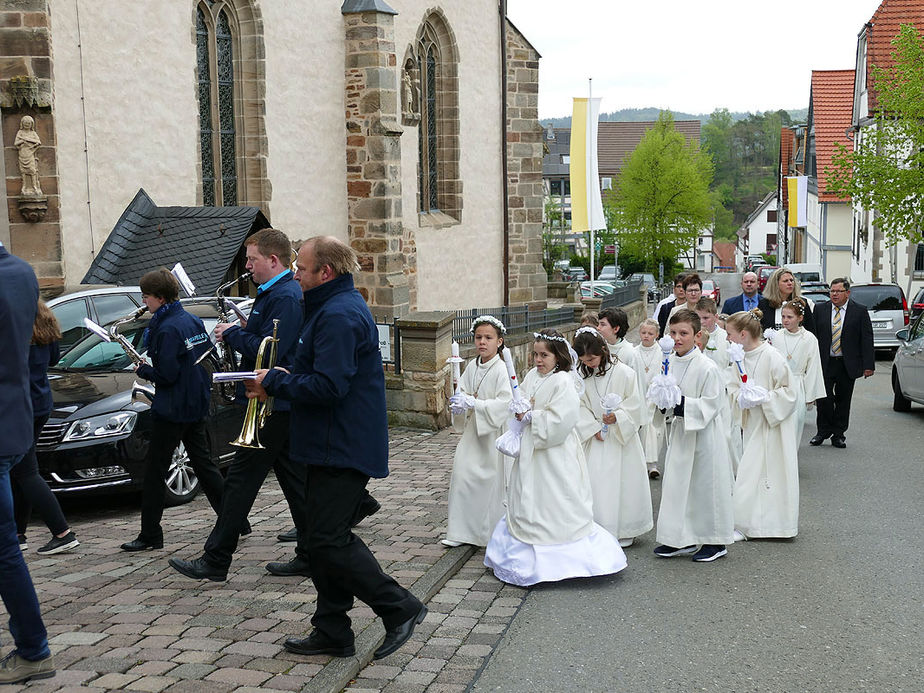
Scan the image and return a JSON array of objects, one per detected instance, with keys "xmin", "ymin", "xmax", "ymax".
[{"xmin": 63, "ymin": 412, "xmax": 137, "ymax": 442}]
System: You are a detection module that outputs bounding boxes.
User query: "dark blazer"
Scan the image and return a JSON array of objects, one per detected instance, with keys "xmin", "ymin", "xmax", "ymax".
[
  {"xmin": 29, "ymin": 341, "xmax": 60, "ymax": 419},
  {"xmin": 722, "ymin": 293, "xmax": 761, "ymax": 315},
  {"xmin": 221, "ymin": 271, "xmax": 303, "ymax": 411},
  {"xmin": 656, "ymin": 298, "xmax": 677, "ymax": 338},
  {"xmin": 758, "ymin": 296, "xmax": 817, "ymax": 334},
  {"xmin": 0, "ymin": 246, "xmax": 40, "ymax": 456},
  {"xmin": 263, "ymin": 273, "xmax": 389, "ymax": 479},
  {"xmin": 813, "ymin": 300, "xmax": 875, "ymax": 379}
]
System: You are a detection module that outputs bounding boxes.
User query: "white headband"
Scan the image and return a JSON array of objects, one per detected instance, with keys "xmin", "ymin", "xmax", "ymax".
[
  {"xmin": 533, "ymin": 332, "xmax": 568, "ymax": 344},
  {"xmin": 575, "ymin": 326, "xmax": 605, "ymax": 340},
  {"xmin": 470, "ymin": 315, "xmax": 507, "ymax": 334}
]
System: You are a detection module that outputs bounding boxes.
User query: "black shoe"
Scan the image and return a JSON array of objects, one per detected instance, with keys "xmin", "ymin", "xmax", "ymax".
[
  {"xmin": 168, "ymin": 556, "xmax": 228, "ymax": 582},
  {"xmin": 809, "ymin": 433, "xmax": 830, "ymax": 446},
  {"xmin": 284, "ymin": 630, "xmax": 355, "ymax": 657},
  {"xmin": 240, "ymin": 520, "xmax": 252, "ymax": 537},
  {"xmin": 831, "ymin": 435, "xmax": 846, "ymax": 448},
  {"xmin": 373, "ymin": 602, "xmax": 427, "ymax": 660},
  {"xmin": 351, "ymin": 496, "xmax": 382, "ymax": 528},
  {"xmin": 121, "ymin": 537, "xmax": 163, "ymax": 552},
  {"xmin": 18, "ymin": 534, "xmax": 27, "ymax": 551},
  {"xmin": 277, "ymin": 527, "xmax": 298, "ymax": 542},
  {"xmin": 653, "ymin": 544, "xmax": 697, "ymax": 557},
  {"xmin": 36, "ymin": 531, "xmax": 79, "ymax": 555},
  {"xmin": 692, "ymin": 544, "xmax": 728, "ymax": 562},
  {"xmin": 266, "ymin": 556, "xmax": 312, "ymax": 577}
]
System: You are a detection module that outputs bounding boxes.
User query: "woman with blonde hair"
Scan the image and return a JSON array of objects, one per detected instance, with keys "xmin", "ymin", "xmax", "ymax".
[
  {"xmin": 11, "ymin": 299, "xmax": 79, "ymax": 555},
  {"xmin": 758, "ymin": 268, "xmax": 816, "ymax": 333}
]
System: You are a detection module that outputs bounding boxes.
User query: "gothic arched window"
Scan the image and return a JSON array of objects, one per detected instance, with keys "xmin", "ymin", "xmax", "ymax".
[
  {"xmin": 415, "ymin": 10, "xmax": 461, "ymax": 224},
  {"xmin": 196, "ymin": 2, "xmax": 237, "ymax": 206}
]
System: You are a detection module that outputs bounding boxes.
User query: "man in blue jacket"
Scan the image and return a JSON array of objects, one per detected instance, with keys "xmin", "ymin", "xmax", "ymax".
[
  {"xmin": 249, "ymin": 236, "xmax": 425, "ymax": 661},
  {"xmin": 170, "ymin": 229, "xmax": 321, "ymax": 580},
  {"xmin": 0, "ymin": 243, "xmax": 56, "ymax": 684},
  {"xmin": 122, "ymin": 269, "xmax": 225, "ymax": 551}
]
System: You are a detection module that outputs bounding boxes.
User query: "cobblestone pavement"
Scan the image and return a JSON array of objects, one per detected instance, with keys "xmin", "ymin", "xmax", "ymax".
[{"xmin": 5, "ymin": 427, "xmax": 525, "ymax": 693}]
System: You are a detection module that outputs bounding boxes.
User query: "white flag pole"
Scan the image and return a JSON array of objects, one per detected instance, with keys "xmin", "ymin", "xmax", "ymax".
[{"xmin": 588, "ymin": 77, "xmax": 594, "ymax": 297}]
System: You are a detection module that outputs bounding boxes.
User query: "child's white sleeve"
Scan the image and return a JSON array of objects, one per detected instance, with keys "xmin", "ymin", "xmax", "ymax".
[
  {"xmin": 759, "ymin": 358, "xmax": 798, "ymax": 427},
  {"xmin": 680, "ymin": 363, "xmax": 724, "ymax": 432},
  {"xmin": 530, "ymin": 376, "xmax": 580, "ymax": 449}
]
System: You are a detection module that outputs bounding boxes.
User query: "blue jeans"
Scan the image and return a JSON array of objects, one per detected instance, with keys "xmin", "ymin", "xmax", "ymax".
[{"xmin": 0, "ymin": 455, "xmax": 50, "ymax": 661}]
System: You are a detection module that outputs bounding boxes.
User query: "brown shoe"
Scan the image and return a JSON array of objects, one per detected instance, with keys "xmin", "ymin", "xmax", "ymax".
[{"xmin": 0, "ymin": 651, "xmax": 55, "ymax": 684}]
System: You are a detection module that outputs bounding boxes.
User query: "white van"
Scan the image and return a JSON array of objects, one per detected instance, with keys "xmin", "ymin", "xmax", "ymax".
[{"xmin": 785, "ymin": 263, "xmax": 824, "ymax": 285}]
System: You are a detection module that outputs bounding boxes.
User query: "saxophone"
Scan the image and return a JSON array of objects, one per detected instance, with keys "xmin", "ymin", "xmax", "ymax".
[{"xmin": 108, "ymin": 306, "xmax": 148, "ymax": 366}]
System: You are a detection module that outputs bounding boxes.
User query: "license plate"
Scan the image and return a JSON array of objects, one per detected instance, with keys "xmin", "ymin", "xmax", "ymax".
[{"xmin": 873, "ymin": 321, "xmax": 890, "ymax": 329}]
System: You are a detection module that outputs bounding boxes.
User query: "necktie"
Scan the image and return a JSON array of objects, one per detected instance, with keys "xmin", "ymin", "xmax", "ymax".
[{"xmin": 832, "ymin": 307, "xmax": 842, "ymax": 356}]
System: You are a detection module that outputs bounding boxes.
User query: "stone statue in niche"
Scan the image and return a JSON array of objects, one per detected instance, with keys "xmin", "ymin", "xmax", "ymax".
[
  {"xmin": 15, "ymin": 115, "xmax": 42, "ymax": 196},
  {"xmin": 401, "ymin": 61, "xmax": 420, "ymax": 125}
]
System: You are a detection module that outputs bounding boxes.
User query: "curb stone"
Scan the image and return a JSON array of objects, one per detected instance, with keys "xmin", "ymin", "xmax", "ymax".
[{"xmin": 301, "ymin": 544, "xmax": 476, "ymax": 693}]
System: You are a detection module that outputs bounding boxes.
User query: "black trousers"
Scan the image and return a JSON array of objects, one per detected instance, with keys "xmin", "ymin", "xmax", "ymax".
[
  {"xmin": 11, "ymin": 414, "xmax": 69, "ymax": 537},
  {"xmin": 306, "ymin": 465, "xmax": 419, "ymax": 644},
  {"xmin": 140, "ymin": 415, "xmax": 224, "ymax": 542},
  {"xmin": 816, "ymin": 356, "xmax": 856, "ymax": 437},
  {"xmin": 203, "ymin": 411, "xmax": 309, "ymax": 568}
]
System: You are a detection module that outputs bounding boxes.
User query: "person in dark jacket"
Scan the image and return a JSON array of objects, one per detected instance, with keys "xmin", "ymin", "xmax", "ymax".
[
  {"xmin": 11, "ymin": 299, "xmax": 79, "ymax": 556},
  {"xmin": 249, "ymin": 236, "xmax": 425, "ymax": 661},
  {"xmin": 121, "ymin": 269, "xmax": 225, "ymax": 552},
  {"xmin": 0, "ymin": 243, "xmax": 56, "ymax": 684},
  {"xmin": 758, "ymin": 267, "xmax": 816, "ymax": 334}
]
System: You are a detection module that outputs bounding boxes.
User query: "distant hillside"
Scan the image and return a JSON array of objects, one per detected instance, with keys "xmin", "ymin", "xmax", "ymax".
[{"xmin": 541, "ymin": 107, "xmax": 808, "ymax": 128}]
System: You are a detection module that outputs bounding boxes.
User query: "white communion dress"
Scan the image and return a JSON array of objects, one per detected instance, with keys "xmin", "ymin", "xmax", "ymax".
[
  {"xmin": 771, "ymin": 327, "xmax": 826, "ymax": 444},
  {"xmin": 634, "ymin": 342, "xmax": 666, "ymax": 465}
]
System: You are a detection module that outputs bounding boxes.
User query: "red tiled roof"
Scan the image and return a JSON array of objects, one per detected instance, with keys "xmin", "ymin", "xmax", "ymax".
[
  {"xmin": 810, "ymin": 70, "xmax": 855, "ymax": 202},
  {"xmin": 596, "ymin": 120, "xmax": 701, "ymax": 177},
  {"xmin": 712, "ymin": 242, "xmax": 737, "ymax": 269},
  {"xmin": 865, "ymin": 0, "xmax": 924, "ymax": 114}
]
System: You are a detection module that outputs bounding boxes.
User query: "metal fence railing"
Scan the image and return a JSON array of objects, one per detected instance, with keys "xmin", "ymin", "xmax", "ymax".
[{"xmin": 600, "ymin": 279, "xmax": 643, "ymax": 309}]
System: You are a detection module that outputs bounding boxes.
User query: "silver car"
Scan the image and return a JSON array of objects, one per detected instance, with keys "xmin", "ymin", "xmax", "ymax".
[
  {"xmin": 48, "ymin": 286, "xmax": 143, "ymax": 354},
  {"xmin": 848, "ymin": 283, "xmax": 909, "ymax": 351},
  {"xmin": 892, "ymin": 313, "xmax": 924, "ymax": 411}
]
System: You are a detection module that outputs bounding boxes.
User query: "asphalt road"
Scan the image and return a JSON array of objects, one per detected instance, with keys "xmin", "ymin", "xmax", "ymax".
[{"xmin": 472, "ymin": 353, "xmax": 923, "ymax": 692}]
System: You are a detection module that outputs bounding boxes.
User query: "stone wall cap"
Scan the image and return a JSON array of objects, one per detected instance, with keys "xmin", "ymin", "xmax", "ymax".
[
  {"xmin": 396, "ymin": 311, "xmax": 455, "ymax": 329},
  {"xmin": 341, "ymin": 0, "xmax": 398, "ymax": 15}
]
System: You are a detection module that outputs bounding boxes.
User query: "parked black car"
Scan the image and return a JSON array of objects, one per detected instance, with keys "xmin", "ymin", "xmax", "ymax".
[{"xmin": 38, "ymin": 300, "xmax": 245, "ymax": 504}]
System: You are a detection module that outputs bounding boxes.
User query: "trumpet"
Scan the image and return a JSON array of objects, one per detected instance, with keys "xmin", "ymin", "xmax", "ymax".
[{"xmin": 231, "ymin": 319, "xmax": 279, "ymax": 449}]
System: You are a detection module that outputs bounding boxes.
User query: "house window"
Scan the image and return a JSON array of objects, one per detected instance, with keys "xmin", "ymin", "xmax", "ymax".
[
  {"xmin": 914, "ymin": 244, "xmax": 924, "ymax": 278},
  {"xmin": 601, "ymin": 177, "xmax": 612, "ymax": 190},
  {"xmin": 416, "ymin": 10, "xmax": 461, "ymax": 223},
  {"xmin": 767, "ymin": 209, "xmax": 777, "ymax": 222},
  {"xmin": 767, "ymin": 234, "xmax": 778, "ymax": 250},
  {"xmin": 196, "ymin": 3, "xmax": 237, "ymax": 206},
  {"xmin": 562, "ymin": 155, "xmax": 570, "ymax": 165}
]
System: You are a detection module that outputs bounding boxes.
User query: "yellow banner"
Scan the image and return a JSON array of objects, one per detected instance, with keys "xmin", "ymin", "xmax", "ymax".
[{"xmin": 570, "ymin": 98, "xmax": 590, "ymax": 232}]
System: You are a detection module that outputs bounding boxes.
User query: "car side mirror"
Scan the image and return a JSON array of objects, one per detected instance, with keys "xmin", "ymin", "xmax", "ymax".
[{"xmin": 895, "ymin": 328, "xmax": 909, "ymax": 342}]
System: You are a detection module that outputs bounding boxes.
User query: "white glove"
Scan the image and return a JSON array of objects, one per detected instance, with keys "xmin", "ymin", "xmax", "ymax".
[
  {"xmin": 518, "ymin": 410, "xmax": 533, "ymax": 425},
  {"xmin": 738, "ymin": 383, "xmax": 770, "ymax": 409},
  {"xmin": 509, "ymin": 398, "xmax": 532, "ymax": 415},
  {"xmin": 449, "ymin": 392, "xmax": 476, "ymax": 415}
]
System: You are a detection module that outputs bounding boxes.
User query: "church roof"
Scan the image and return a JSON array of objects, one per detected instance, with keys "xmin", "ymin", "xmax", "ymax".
[{"xmin": 81, "ymin": 189, "xmax": 270, "ymax": 295}]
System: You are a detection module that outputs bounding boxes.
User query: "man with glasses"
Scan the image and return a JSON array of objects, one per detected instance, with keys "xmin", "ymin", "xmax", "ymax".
[
  {"xmin": 669, "ymin": 273, "xmax": 704, "ymax": 319},
  {"xmin": 810, "ymin": 279, "xmax": 874, "ymax": 448}
]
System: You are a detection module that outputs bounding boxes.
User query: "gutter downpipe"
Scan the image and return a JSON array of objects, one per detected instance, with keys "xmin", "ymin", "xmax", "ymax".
[{"xmin": 500, "ymin": 0, "xmax": 510, "ymax": 305}]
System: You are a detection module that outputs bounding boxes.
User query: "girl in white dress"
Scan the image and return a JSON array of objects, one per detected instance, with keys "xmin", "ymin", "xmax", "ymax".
[
  {"xmin": 771, "ymin": 299, "xmax": 826, "ymax": 446},
  {"xmin": 443, "ymin": 316, "xmax": 512, "ymax": 547},
  {"xmin": 484, "ymin": 329, "xmax": 627, "ymax": 586},
  {"xmin": 726, "ymin": 309, "xmax": 800, "ymax": 539},
  {"xmin": 653, "ymin": 309, "xmax": 735, "ymax": 563},
  {"xmin": 634, "ymin": 319, "xmax": 665, "ymax": 479},
  {"xmin": 573, "ymin": 328, "xmax": 653, "ymax": 547}
]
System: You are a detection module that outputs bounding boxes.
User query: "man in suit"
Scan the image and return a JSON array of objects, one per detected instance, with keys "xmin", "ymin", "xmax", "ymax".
[
  {"xmin": 0, "ymin": 243, "xmax": 56, "ymax": 684},
  {"xmin": 810, "ymin": 278, "xmax": 875, "ymax": 448},
  {"xmin": 722, "ymin": 272, "xmax": 761, "ymax": 314}
]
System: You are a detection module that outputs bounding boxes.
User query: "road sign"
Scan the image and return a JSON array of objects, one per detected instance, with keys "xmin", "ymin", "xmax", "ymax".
[{"xmin": 604, "ymin": 244, "xmax": 616, "ymax": 254}]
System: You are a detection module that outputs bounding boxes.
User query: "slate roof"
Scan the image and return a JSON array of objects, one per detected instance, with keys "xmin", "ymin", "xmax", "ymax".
[
  {"xmin": 542, "ymin": 120, "xmax": 701, "ymax": 179},
  {"xmin": 82, "ymin": 189, "xmax": 270, "ymax": 294},
  {"xmin": 864, "ymin": 0, "xmax": 924, "ymax": 115},
  {"xmin": 809, "ymin": 70, "xmax": 855, "ymax": 202}
]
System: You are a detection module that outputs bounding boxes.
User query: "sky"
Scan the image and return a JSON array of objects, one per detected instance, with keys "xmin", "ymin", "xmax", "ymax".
[{"xmin": 505, "ymin": 0, "xmax": 885, "ymax": 119}]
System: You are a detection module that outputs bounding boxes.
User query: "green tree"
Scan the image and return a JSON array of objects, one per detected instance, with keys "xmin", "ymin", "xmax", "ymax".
[
  {"xmin": 827, "ymin": 23, "xmax": 924, "ymax": 245},
  {"xmin": 606, "ymin": 111, "xmax": 715, "ymax": 271}
]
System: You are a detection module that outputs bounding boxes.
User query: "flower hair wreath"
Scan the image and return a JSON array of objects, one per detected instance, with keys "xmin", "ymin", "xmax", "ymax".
[
  {"xmin": 533, "ymin": 331, "xmax": 568, "ymax": 344},
  {"xmin": 575, "ymin": 325, "xmax": 605, "ymax": 341},
  {"xmin": 470, "ymin": 315, "xmax": 507, "ymax": 334}
]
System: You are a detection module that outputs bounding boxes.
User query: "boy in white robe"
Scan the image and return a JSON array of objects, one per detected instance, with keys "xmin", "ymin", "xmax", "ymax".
[
  {"xmin": 444, "ymin": 316, "xmax": 511, "ymax": 547},
  {"xmin": 652, "ymin": 309, "xmax": 735, "ymax": 563}
]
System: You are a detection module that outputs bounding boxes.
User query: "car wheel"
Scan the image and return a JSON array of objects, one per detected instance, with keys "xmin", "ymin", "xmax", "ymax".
[
  {"xmin": 164, "ymin": 442, "xmax": 200, "ymax": 506},
  {"xmin": 892, "ymin": 370, "xmax": 912, "ymax": 413}
]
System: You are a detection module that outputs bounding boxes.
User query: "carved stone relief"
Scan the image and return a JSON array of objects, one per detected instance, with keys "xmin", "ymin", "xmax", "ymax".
[{"xmin": 401, "ymin": 56, "xmax": 420, "ymax": 126}]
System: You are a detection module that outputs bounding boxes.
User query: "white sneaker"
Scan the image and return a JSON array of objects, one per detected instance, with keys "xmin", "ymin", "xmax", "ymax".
[
  {"xmin": 440, "ymin": 539, "xmax": 463, "ymax": 547},
  {"xmin": 733, "ymin": 529, "xmax": 747, "ymax": 543},
  {"xmin": 618, "ymin": 538, "xmax": 634, "ymax": 548}
]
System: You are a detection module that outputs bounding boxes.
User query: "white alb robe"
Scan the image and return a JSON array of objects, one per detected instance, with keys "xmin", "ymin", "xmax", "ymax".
[
  {"xmin": 702, "ymin": 325, "xmax": 729, "ymax": 369},
  {"xmin": 445, "ymin": 353, "xmax": 511, "ymax": 546},
  {"xmin": 728, "ymin": 342, "xmax": 800, "ymax": 538},
  {"xmin": 576, "ymin": 361, "xmax": 653, "ymax": 539},
  {"xmin": 656, "ymin": 349, "xmax": 735, "ymax": 548},
  {"xmin": 771, "ymin": 327, "xmax": 826, "ymax": 443},
  {"xmin": 634, "ymin": 342, "xmax": 666, "ymax": 464},
  {"xmin": 485, "ymin": 368, "xmax": 626, "ymax": 586}
]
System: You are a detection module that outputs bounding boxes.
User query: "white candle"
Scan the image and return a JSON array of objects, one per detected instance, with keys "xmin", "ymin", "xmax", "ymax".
[{"xmin": 503, "ymin": 349, "xmax": 523, "ymax": 401}]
